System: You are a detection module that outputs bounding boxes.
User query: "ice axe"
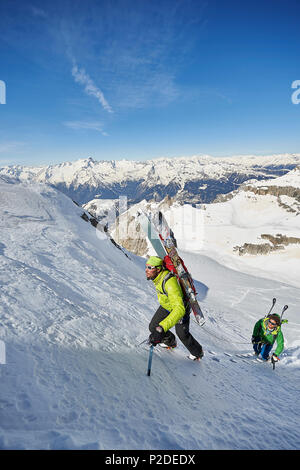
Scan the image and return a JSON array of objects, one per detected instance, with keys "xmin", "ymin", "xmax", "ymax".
[{"xmin": 147, "ymin": 344, "xmax": 154, "ymax": 377}]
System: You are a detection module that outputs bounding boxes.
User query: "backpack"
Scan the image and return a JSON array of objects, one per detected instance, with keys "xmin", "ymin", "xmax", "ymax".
[
  {"xmin": 163, "ymin": 255, "xmax": 197, "ymax": 296},
  {"xmin": 161, "ymin": 255, "xmax": 197, "ymax": 307}
]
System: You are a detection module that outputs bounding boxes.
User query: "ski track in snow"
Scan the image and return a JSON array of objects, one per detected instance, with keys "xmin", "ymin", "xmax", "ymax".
[{"xmin": 0, "ymin": 180, "xmax": 300, "ymax": 450}]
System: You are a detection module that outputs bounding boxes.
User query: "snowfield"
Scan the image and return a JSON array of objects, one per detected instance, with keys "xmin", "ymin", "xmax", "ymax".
[
  {"xmin": 158, "ymin": 168, "xmax": 300, "ymax": 289},
  {"xmin": 0, "ymin": 180, "xmax": 299, "ymax": 450}
]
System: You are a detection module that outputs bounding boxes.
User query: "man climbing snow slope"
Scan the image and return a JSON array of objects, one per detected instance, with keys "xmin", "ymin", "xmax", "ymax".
[{"xmin": 146, "ymin": 256, "xmax": 203, "ymax": 361}]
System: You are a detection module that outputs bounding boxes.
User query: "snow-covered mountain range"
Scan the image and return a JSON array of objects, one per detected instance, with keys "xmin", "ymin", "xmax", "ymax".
[
  {"xmin": 1, "ymin": 153, "xmax": 300, "ymax": 205},
  {"xmin": 0, "ymin": 178, "xmax": 299, "ymax": 450}
]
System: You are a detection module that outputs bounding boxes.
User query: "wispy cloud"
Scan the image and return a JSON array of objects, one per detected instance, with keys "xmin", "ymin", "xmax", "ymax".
[
  {"xmin": 63, "ymin": 120, "xmax": 109, "ymax": 136},
  {"xmin": 57, "ymin": 1, "xmax": 207, "ymax": 111},
  {"xmin": 71, "ymin": 63, "xmax": 113, "ymax": 114},
  {"xmin": 28, "ymin": 5, "xmax": 48, "ymax": 19}
]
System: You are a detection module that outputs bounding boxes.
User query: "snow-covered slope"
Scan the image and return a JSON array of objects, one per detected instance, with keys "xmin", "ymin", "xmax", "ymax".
[
  {"xmin": 1, "ymin": 154, "xmax": 300, "ymax": 205},
  {"xmin": 248, "ymin": 165, "xmax": 300, "ymax": 189},
  {"xmin": 192, "ymin": 167, "xmax": 300, "ymax": 288},
  {"xmin": 0, "ymin": 180, "xmax": 299, "ymax": 450}
]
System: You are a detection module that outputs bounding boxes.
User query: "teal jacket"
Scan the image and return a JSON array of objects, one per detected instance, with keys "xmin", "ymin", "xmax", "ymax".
[
  {"xmin": 253, "ymin": 317, "xmax": 284, "ymax": 356},
  {"xmin": 152, "ymin": 270, "xmax": 186, "ymax": 332}
]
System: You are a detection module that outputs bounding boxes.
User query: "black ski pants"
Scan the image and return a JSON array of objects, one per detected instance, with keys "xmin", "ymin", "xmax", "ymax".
[{"xmin": 149, "ymin": 305, "xmax": 203, "ymax": 358}]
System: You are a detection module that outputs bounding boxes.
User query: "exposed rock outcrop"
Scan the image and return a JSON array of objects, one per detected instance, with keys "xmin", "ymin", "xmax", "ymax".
[
  {"xmin": 261, "ymin": 233, "xmax": 300, "ymax": 246},
  {"xmin": 233, "ymin": 242, "xmax": 284, "ymax": 256},
  {"xmin": 234, "ymin": 233, "xmax": 300, "ymax": 256},
  {"xmin": 243, "ymin": 184, "xmax": 300, "ymax": 202}
]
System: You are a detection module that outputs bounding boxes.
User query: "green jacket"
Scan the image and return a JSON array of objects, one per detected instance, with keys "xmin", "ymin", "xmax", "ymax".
[
  {"xmin": 152, "ymin": 270, "xmax": 186, "ymax": 332},
  {"xmin": 253, "ymin": 317, "xmax": 284, "ymax": 356}
]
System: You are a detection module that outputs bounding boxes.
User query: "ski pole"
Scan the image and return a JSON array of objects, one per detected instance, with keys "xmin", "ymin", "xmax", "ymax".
[
  {"xmin": 137, "ymin": 338, "xmax": 149, "ymax": 347},
  {"xmin": 147, "ymin": 344, "xmax": 154, "ymax": 376}
]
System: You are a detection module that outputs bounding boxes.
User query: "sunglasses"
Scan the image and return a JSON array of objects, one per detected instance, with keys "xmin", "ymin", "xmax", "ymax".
[
  {"xmin": 268, "ymin": 320, "xmax": 277, "ymax": 326},
  {"xmin": 145, "ymin": 265, "xmax": 157, "ymax": 270}
]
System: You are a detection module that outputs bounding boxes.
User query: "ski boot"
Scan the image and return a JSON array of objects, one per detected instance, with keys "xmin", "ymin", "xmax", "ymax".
[{"xmin": 159, "ymin": 341, "xmax": 177, "ymax": 350}]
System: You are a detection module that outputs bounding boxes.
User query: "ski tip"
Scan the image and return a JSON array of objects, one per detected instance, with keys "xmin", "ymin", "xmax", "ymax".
[{"xmin": 196, "ymin": 317, "xmax": 206, "ymax": 327}]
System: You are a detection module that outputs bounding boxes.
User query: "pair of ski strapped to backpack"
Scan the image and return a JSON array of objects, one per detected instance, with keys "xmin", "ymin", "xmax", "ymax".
[
  {"xmin": 263, "ymin": 298, "xmax": 288, "ymax": 370},
  {"xmin": 137, "ymin": 209, "xmax": 205, "ymax": 326},
  {"xmin": 264, "ymin": 297, "xmax": 288, "ymax": 323}
]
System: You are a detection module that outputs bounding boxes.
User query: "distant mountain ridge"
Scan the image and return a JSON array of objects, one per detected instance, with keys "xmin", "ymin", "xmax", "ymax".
[{"xmin": 1, "ymin": 153, "xmax": 300, "ymax": 205}]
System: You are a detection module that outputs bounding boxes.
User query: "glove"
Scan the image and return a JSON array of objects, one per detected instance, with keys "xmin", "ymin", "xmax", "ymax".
[
  {"xmin": 271, "ymin": 354, "xmax": 279, "ymax": 362},
  {"xmin": 251, "ymin": 335, "xmax": 260, "ymax": 344},
  {"xmin": 149, "ymin": 326, "xmax": 165, "ymax": 346}
]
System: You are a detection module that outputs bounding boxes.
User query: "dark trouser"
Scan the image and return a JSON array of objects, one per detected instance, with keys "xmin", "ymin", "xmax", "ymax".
[
  {"xmin": 149, "ymin": 305, "xmax": 203, "ymax": 358},
  {"xmin": 253, "ymin": 342, "xmax": 273, "ymax": 360}
]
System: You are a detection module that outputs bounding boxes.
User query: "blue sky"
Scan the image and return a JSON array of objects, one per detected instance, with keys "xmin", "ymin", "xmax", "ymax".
[{"xmin": 0, "ymin": 0, "xmax": 300, "ymax": 166}]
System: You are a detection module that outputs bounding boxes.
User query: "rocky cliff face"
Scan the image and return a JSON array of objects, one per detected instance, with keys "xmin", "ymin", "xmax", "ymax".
[
  {"xmin": 111, "ymin": 196, "xmax": 176, "ymax": 257},
  {"xmin": 243, "ymin": 184, "xmax": 300, "ymax": 198},
  {"xmin": 216, "ymin": 185, "xmax": 300, "ymax": 215}
]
